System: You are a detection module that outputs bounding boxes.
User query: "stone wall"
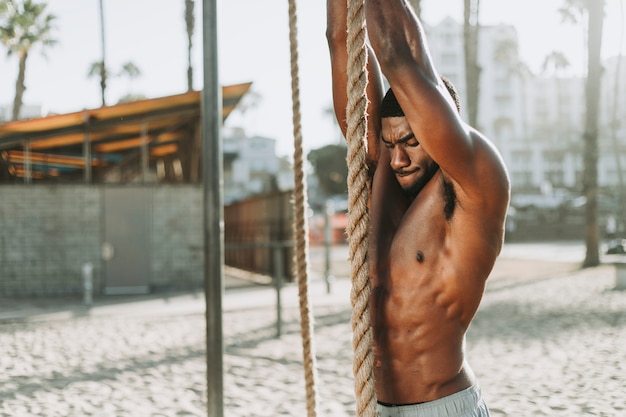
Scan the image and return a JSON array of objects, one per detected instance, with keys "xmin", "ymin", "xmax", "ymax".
[
  {"xmin": 0, "ymin": 185, "xmax": 203, "ymax": 297},
  {"xmin": 151, "ymin": 186, "xmax": 204, "ymax": 290}
]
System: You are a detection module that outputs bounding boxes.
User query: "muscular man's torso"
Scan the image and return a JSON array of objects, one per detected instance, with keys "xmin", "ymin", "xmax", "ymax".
[{"xmin": 369, "ymin": 167, "xmax": 501, "ymax": 405}]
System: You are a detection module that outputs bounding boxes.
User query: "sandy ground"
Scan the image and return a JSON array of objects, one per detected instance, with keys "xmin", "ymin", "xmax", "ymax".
[{"xmin": 1, "ymin": 243, "xmax": 625, "ymax": 416}]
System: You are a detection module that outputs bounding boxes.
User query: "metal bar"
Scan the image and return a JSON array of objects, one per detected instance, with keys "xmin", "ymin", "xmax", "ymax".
[
  {"xmin": 141, "ymin": 122, "xmax": 148, "ymax": 182},
  {"xmin": 224, "ymin": 241, "xmax": 294, "ymax": 250},
  {"xmin": 273, "ymin": 246, "xmax": 284, "ymax": 338},
  {"xmin": 202, "ymin": 0, "xmax": 224, "ymax": 416},
  {"xmin": 83, "ymin": 113, "xmax": 92, "ymax": 183},
  {"xmin": 23, "ymin": 140, "xmax": 31, "ymax": 184},
  {"xmin": 324, "ymin": 200, "xmax": 334, "ymax": 294}
]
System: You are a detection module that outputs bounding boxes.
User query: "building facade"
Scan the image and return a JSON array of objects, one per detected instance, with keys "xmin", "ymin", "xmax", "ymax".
[
  {"xmin": 426, "ymin": 17, "xmax": 626, "ymax": 196},
  {"xmin": 223, "ymin": 128, "xmax": 294, "ymax": 204}
]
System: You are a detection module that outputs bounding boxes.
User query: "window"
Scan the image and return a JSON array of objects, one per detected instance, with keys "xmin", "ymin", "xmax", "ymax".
[
  {"xmin": 545, "ymin": 170, "xmax": 564, "ymax": 187},
  {"xmin": 512, "ymin": 150, "xmax": 532, "ymax": 166},
  {"xmin": 543, "ymin": 150, "xmax": 563, "ymax": 165},
  {"xmin": 512, "ymin": 171, "xmax": 532, "ymax": 187},
  {"xmin": 495, "ymin": 96, "xmax": 512, "ymax": 112},
  {"xmin": 442, "ymin": 53, "xmax": 457, "ymax": 65},
  {"xmin": 441, "ymin": 32, "xmax": 455, "ymax": 44},
  {"xmin": 495, "ymin": 79, "xmax": 510, "ymax": 94},
  {"xmin": 493, "ymin": 118, "xmax": 514, "ymax": 139}
]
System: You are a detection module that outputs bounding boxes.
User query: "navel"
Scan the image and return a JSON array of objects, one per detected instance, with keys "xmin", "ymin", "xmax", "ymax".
[{"xmin": 416, "ymin": 251, "xmax": 425, "ymax": 263}]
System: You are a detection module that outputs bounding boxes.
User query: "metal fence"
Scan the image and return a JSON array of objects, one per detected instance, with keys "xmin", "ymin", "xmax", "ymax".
[{"xmin": 224, "ymin": 190, "xmax": 294, "ymax": 281}]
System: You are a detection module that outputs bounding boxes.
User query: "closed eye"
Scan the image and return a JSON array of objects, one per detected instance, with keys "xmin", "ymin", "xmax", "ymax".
[
  {"xmin": 381, "ymin": 132, "xmax": 417, "ymax": 148},
  {"xmin": 399, "ymin": 133, "xmax": 419, "ymax": 147},
  {"xmin": 381, "ymin": 138, "xmax": 394, "ymax": 149},
  {"xmin": 405, "ymin": 138, "xmax": 419, "ymax": 147}
]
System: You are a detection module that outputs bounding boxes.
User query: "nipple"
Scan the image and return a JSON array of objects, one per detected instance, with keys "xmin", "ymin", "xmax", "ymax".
[{"xmin": 416, "ymin": 251, "xmax": 424, "ymax": 263}]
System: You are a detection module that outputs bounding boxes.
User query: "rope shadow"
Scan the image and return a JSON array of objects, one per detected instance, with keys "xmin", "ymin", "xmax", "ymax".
[
  {"xmin": 485, "ymin": 270, "xmax": 580, "ymax": 293},
  {"xmin": 0, "ymin": 342, "xmax": 206, "ymax": 402},
  {"xmin": 469, "ymin": 297, "xmax": 625, "ymax": 343},
  {"xmin": 1, "ymin": 307, "xmax": 354, "ymax": 405}
]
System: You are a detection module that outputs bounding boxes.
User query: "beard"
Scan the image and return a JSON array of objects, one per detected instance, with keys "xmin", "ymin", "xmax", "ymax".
[{"xmin": 399, "ymin": 163, "xmax": 439, "ymax": 200}]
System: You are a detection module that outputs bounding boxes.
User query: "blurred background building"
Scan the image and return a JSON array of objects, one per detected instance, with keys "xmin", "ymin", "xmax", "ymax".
[{"xmin": 1, "ymin": 9, "xmax": 624, "ymax": 296}]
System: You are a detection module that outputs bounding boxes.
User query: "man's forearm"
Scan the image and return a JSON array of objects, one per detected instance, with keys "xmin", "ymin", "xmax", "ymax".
[
  {"xmin": 326, "ymin": 0, "xmax": 350, "ymax": 138},
  {"xmin": 365, "ymin": 0, "xmax": 437, "ymax": 86}
]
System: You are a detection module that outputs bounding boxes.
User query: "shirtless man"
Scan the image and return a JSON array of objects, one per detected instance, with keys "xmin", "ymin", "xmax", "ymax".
[{"xmin": 326, "ymin": 1, "xmax": 510, "ymax": 415}]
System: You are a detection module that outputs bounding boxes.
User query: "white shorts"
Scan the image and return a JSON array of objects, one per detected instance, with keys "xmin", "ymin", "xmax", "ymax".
[{"xmin": 376, "ymin": 384, "xmax": 490, "ymax": 417}]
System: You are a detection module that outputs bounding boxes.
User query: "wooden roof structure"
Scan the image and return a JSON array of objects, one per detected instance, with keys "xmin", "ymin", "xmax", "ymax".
[{"xmin": 0, "ymin": 82, "xmax": 252, "ymax": 182}]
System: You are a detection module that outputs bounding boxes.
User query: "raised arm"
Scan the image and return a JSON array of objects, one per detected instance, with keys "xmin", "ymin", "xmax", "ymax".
[
  {"xmin": 364, "ymin": 0, "xmax": 509, "ymax": 203},
  {"xmin": 326, "ymin": 0, "xmax": 384, "ymax": 172}
]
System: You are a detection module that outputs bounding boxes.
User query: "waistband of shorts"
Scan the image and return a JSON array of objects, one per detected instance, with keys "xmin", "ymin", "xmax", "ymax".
[{"xmin": 376, "ymin": 384, "xmax": 482, "ymax": 417}]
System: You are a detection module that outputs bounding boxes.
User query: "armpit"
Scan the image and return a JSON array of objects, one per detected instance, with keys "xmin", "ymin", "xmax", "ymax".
[{"xmin": 441, "ymin": 178, "xmax": 457, "ymax": 221}]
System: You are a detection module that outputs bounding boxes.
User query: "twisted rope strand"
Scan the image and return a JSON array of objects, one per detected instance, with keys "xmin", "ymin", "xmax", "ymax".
[
  {"xmin": 287, "ymin": 1, "xmax": 319, "ymax": 416},
  {"xmin": 345, "ymin": 0, "xmax": 376, "ymax": 416}
]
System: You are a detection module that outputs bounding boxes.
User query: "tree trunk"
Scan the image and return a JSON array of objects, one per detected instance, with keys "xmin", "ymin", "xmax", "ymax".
[
  {"xmin": 463, "ymin": 0, "xmax": 481, "ymax": 127},
  {"xmin": 99, "ymin": 0, "xmax": 107, "ymax": 106},
  {"xmin": 609, "ymin": 23, "xmax": 625, "ymax": 235},
  {"xmin": 582, "ymin": 0, "xmax": 604, "ymax": 268},
  {"xmin": 12, "ymin": 51, "xmax": 28, "ymax": 121},
  {"xmin": 185, "ymin": 0, "xmax": 195, "ymax": 92}
]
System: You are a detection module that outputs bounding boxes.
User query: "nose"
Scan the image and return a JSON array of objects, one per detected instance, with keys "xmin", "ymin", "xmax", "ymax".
[{"xmin": 390, "ymin": 146, "xmax": 410, "ymax": 171}]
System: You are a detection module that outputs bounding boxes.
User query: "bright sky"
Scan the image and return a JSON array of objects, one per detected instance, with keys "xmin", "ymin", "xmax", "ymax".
[{"xmin": 0, "ymin": 0, "xmax": 624, "ymax": 157}]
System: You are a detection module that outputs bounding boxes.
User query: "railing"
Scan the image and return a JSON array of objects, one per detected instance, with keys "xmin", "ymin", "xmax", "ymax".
[
  {"xmin": 224, "ymin": 190, "xmax": 294, "ymax": 280},
  {"xmin": 225, "ymin": 241, "xmax": 293, "ymax": 337}
]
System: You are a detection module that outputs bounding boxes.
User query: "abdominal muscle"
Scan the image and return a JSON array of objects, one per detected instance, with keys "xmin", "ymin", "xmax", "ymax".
[
  {"xmin": 369, "ymin": 191, "xmax": 477, "ymax": 404},
  {"xmin": 367, "ymin": 164, "xmax": 491, "ymax": 404},
  {"xmin": 371, "ymin": 270, "xmax": 475, "ymax": 404}
]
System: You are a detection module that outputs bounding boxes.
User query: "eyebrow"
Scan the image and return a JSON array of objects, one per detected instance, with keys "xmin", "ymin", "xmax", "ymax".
[{"xmin": 381, "ymin": 132, "xmax": 416, "ymax": 144}]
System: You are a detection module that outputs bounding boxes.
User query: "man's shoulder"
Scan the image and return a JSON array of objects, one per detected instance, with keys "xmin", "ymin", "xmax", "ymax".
[{"xmin": 445, "ymin": 130, "xmax": 510, "ymax": 211}]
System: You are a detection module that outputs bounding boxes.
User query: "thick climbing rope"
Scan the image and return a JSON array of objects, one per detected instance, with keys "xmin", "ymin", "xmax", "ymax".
[
  {"xmin": 287, "ymin": 1, "xmax": 319, "ymax": 416},
  {"xmin": 345, "ymin": 0, "xmax": 376, "ymax": 416},
  {"xmin": 287, "ymin": 0, "xmax": 374, "ymax": 415}
]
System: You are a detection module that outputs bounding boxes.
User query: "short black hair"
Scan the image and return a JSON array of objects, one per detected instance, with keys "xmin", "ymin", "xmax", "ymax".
[
  {"xmin": 380, "ymin": 76, "xmax": 461, "ymax": 118},
  {"xmin": 381, "ymin": 88, "xmax": 404, "ymax": 118}
]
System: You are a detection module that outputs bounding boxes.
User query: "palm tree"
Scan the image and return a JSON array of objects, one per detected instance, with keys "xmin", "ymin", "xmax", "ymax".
[
  {"xmin": 559, "ymin": 0, "xmax": 588, "ymax": 72},
  {"xmin": 87, "ymin": 60, "xmax": 106, "ymax": 81},
  {"xmin": 184, "ymin": 0, "xmax": 194, "ymax": 91},
  {"xmin": 542, "ymin": 51, "xmax": 571, "ymax": 140},
  {"xmin": 607, "ymin": 2, "xmax": 625, "ymax": 235},
  {"xmin": 97, "ymin": 0, "xmax": 107, "ymax": 106},
  {"xmin": 494, "ymin": 37, "xmax": 532, "ymax": 141},
  {"xmin": 119, "ymin": 61, "xmax": 141, "ymax": 94},
  {"xmin": 581, "ymin": 0, "xmax": 605, "ymax": 267},
  {"xmin": 559, "ymin": 0, "xmax": 587, "ymax": 21},
  {"xmin": 541, "ymin": 51, "xmax": 571, "ymax": 75},
  {"xmin": 87, "ymin": 60, "xmax": 109, "ymax": 106},
  {"xmin": 87, "ymin": 61, "xmax": 143, "ymax": 104},
  {"xmin": 0, "ymin": 0, "xmax": 57, "ymax": 120},
  {"xmin": 558, "ymin": 0, "xmax": 605, "ymax": 266},
  {"xmin": 463, "ymin": 0, "xmax": 481, "ymax": 127}
]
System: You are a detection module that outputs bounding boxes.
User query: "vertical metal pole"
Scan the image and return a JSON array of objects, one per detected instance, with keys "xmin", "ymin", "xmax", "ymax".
[
  {"xmin": 98, "ymin": 0, "xmax": 107, "ymax": 107},
  {"xmin": 273, "ymin": 245, "xmax": 283, "ymax": 337},
  {"xmin": 141, "ymin": 122, "xmax": 149, "ymax": 183},
  {"xmin": 324, "ymin": 200, "xmax": 334, "ymax": 294},
  {"xmin": 83, "ymin": 113, "xmax": 92, "ymax": 184},
  {"xmin": 23, "ymin": 140, "xmax": 31, "ymax": 184},
  {"xmin": 202, "ymin": 1, "xmax": 224, "ymax": 416}
]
